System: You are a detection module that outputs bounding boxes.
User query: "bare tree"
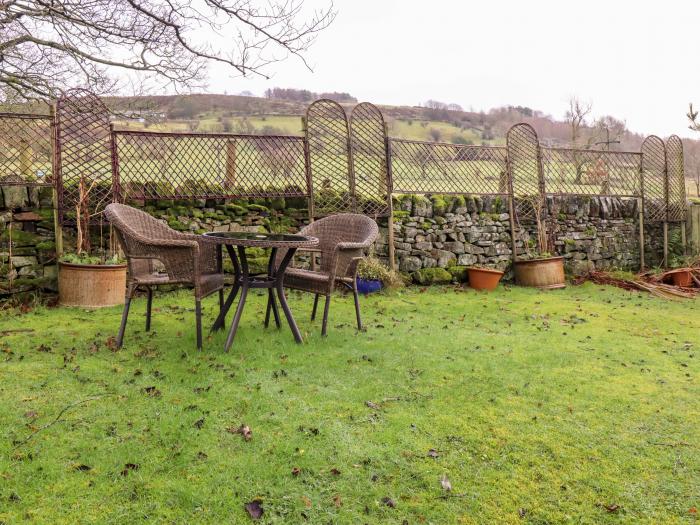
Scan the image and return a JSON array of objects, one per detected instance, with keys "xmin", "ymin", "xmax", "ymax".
[
  {"xmin": 593, "ymin": 115, "xmax": 626, "ymax": 150},
  {"xmin": 566, "ymin": 97, "xmax": 594, "ymax": 183},
  {"xmin": 0, "ymin": 0, "xmax": 335, "ymax": 101},
  {"xmin": 565, "ymin": 97, "xmax": 592, "ymax": 146}
]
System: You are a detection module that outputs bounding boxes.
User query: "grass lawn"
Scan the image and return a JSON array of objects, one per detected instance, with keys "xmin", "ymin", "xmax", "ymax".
[{"xmin": 0, "ymin": 284, "xmax": 698, "ymax": 524}]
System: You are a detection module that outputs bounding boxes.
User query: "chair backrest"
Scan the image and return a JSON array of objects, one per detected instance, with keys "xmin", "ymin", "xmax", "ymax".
[
  {"xmin": 298, "ymin": 214, "xmax": 378, "ymax": 274},
  {"xmin": 105, "ymin": 203, "xmax": 180, "ymax": 243}
]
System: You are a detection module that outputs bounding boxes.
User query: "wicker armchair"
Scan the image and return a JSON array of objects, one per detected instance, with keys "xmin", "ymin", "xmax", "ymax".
[
  {"xmin": 274, "ymin": 214, "xmax": 378, "ymax": 336},
  {"xmin": 104, "ymin": 203, "xmax": 224, "ymax": 349}
]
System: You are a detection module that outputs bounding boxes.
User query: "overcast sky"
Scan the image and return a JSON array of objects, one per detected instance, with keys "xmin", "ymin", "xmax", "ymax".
[{"xmin": 205, "ymin": 0, "xmax": 698, "ymax": 138}]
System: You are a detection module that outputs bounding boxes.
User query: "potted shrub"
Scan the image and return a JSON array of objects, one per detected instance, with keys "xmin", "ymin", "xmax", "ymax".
[
  {"xmin": 467, "ymin": 265, "xmax": 504, "ymax": 291},
  {"xmin": 513, "ymin": 196, "xmax": 566, "ymax": 289},
  {"xmin": 356, "ymin": 257, "xmax": 403, "ymax": 294},
  {"xmin": 58, "ymin": 176, "xmax": 127, "ymax": 307}
]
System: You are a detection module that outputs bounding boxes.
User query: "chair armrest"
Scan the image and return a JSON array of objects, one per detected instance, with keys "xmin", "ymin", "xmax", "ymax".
[{"xmin": 337, "ymin": 241, "xmax": 372, "ymax": 251}]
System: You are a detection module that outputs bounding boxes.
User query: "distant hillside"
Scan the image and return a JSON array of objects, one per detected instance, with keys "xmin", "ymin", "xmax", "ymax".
[{"xmin": 105, "ymin": 93, "xmax": 653, "ymax": 149}]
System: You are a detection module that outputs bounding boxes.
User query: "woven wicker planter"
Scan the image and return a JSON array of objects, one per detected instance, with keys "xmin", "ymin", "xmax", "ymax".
[
  {"xmin": 514, "ymin": 256, "xmax": 566, "ymax": 289},
  {"xmin": 58, "ymin": 262, "xmax": 127, "ymax": 308}
]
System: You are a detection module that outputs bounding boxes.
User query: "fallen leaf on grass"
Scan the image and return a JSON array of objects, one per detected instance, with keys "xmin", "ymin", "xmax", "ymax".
[
  {"xmin": 332, "ymin": 494, "xmax": 342, "ymax": 507},
  {"xmin": 142, "ymin": 386, "xmax": 161, "ymax": 397},
  {"xmin": 23, "ymin": 411, "xmax": 38, "ymax": 420},
  {"xmin": 598, "ymin": 503, "xmax": 621, "ymax": 513},
  {"xmin": 227, "ymin": 424, "xmax": 252, "ymax": 441},
  {"xmin": 440, "ymin": 474, "xmax": 452, "ymax": 492},
  {"xmin": 105, "ymin": 336, "xmax": 118, "ymax": 351},
  {"xmin": 244, "ymin": 500, "xmax": 263, "ymax": 520},
  {"xmin": 120, "ymin": 463, "xmax": 139, "ymax": 476},
  {"xmin": 301, "ymin": 495, "xmax": 312, "ymax": 508}
]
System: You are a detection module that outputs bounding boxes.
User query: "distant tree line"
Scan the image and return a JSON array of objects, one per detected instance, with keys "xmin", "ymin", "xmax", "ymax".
[{"xmin": 264, "ymin": 87, "xmax": 357, "ymax": 103}]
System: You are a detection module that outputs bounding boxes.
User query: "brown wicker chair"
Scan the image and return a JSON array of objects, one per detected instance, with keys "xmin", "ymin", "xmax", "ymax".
[
  {"xmin": 273, "ymin": 214, "xmax": 378, "ymax": 336},
  {"xmin": 104, "ymin": 203, "xmax": 224, "ymax": 349}
]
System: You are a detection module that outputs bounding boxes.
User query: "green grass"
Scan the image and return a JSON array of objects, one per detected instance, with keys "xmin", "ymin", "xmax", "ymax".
[{"xmin": 1, "ymin": 284, "xmax": 699, "ymax": 524}]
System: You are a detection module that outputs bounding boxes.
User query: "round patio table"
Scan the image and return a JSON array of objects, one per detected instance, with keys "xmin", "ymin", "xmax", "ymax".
[{"xmin": 203, "ymin": 231, "xmax": 319, "ymax": 352}]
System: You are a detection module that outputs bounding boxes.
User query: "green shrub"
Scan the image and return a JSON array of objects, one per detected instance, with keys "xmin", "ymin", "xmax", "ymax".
[
  {"xmin": 412, "ymin": 267, "xmax": 452, "ymax": 285},
  {"xmin": 447, "ymin": 265, "xmax": 468, "ymax": 283},
  {"xmin": 357, "ymin": 257, "xmax": 404, "ymax": 289}
]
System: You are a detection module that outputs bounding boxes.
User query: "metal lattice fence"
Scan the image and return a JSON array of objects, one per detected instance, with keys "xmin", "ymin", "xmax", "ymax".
[
  {"xmin": 507, "ymin": 123, "xmax": 542, "ymax": 222},
  {"xmin": 540, "ymin": 147, "xmax": 642, "ymax": 197},
  {"xmin": 665, "ymin": 135, "xmax": 685, "ymax": 222},
  {"xmin": 55, "ymin": 89, "xmax": 113, "ymax": 224},
  {"xmin": 390, "ymin": 139, "xmax": 508, "ymax": 196},
  {"xmin": 641, "ymin": 135, "xmax": 667, "ymax": 223},
  {"xmin": 305, "ymin": 99, "xmax": 354, "ymax": 216},
  {"xmin": 0, "ymin": 93, "xmax": 689, "ymax": 240},
  {"xmin": 0, "ymin": 113, "xmax": 53, "ymax": 186},
  {"xmin": 349, "ymin": 102, "xmax": 391, "ymax": 217},
  {"xmin": 114, "ymin": 130, "xmax": 308, "ymax": 201}
]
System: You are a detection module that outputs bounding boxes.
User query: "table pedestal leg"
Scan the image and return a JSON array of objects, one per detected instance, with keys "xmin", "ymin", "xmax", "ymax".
[
  {"xmin": 212, "ymin": 245, "xmax": 241, "ymax": 332},
  {"xmin": 275, "ymin": 248, "xmax": 303, "ymax": 343},
  {"xmin": 223, "ymin": 245, "xmax": 249, "ymax": 353}
]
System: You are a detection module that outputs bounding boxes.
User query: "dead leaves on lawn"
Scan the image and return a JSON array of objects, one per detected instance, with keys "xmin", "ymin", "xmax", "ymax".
[
  {"xmin": 244, "ymin": 499, "xmax": 264, "ymax": 520},
  {"xmin": 227, "ymin": 424, "xmax": 252, "ymax": 441}
]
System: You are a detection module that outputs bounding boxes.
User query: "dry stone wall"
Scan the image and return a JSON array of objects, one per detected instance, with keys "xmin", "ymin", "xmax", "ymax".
[{"xmin": 0, "ymin": 186, "xmax": 684, "ymax": 296}]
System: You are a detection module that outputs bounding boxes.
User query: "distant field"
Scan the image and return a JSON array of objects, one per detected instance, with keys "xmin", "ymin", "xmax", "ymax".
[
  {"xmin": 114, "ymin": 112, "xmax": 493, "ymax": 147},
  {"xmin": 389, "ymin": 119, "xmax": 493, "ymax": 145}
]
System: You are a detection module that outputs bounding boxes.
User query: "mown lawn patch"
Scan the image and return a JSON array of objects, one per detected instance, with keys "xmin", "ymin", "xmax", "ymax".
[{"xmin": 0, "ymin": 284, "xmax": 698, "ymax": 524}]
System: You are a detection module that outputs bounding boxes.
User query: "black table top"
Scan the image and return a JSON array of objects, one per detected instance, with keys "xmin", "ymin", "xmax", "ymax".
[{"xmin": 203, "ymin": 231, "xmax": 319, "ymax": 248}]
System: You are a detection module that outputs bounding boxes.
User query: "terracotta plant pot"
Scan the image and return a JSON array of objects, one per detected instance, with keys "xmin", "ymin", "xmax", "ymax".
[
  {"xmin": 467, "ymin": 267, "xmax": 504, "ymax": 291},
  {"xmin": 514, "ymin": 256, "xmax": 566, "ymax": 289},
  {"xmin": 667, "ymin": 269, "xmax": 693, "ymax": 287},
  {"xmin": 58, "ymin": 262, "xmax": 127, "ymax": 308}
]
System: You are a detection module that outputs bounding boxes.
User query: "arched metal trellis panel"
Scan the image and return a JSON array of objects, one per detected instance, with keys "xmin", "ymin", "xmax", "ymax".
[
  {"xmin": 55, "ymin": 89, "xmax": 113, "ymax": 224},
  {"xmin": 506, "ymin": 123, "xmax": 543, "ymax": 222},
  {"xmin": 305, "ymin": 99, "xmax": 353, "ymax": 217},
  {"xmin": 640, "ymin": 135, "xmax": 667, "ymax": 223},
  {"xmin": 665, "ymin": 135, "xmax": 685, "ymax": 222},
  {"xmin": 349, "ymin": 102, "xmax": 390, "ymax": 217}
]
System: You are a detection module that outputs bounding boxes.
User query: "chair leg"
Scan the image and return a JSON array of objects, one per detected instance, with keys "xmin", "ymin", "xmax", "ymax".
[
  {"xmin": 116, "ymin": 291, "xmax": 134, "ymax": 348},
  {"xmin": 145, "ymin": 287, "xmax": 153, "ymax": 332},
  {"xmin": 218, "ymin": 289, "xmax": 225, "ymax": 329},
  {"xmin": 311, "ymin": 293, "xmax": 319, "ymax": 321},
  {"xmin": 353, "ymin": 285, "xmax": 363, "ymax": 331},
  {"xmin": 321, "ymin": 294, "xmax": 331, "ymax": 337},
  {"xmin": 195, "ymin": 299, "xmax": 203, "ymax": 350}
]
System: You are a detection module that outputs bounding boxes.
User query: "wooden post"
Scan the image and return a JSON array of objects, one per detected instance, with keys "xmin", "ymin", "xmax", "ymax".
[
  {"xmin": 384, "ymin": 123, "xmax": 396, "ymax": 272},
  {"xmin": 224, "ymin": 139, "xmax": 236, "ymax": 190},
  {"xmin": 689, "ymin": 204, "xmax": 700, "ymax": 255},
  {"xmin": 681, "ymin": 221, "xmax": 687, "ymax": 255},
  {"xmin": 638, "ymin": 198, "xmax": 645, "ymax": 271},
  {"xmin": 302, "ymin": 115, "xmax": 317, "ymax": 271},
  {"xmin": 50, "ymin": 103, "xmax": 63, "ymax": 256},
  {"xmin": 663, "ymin": 221, "xmax": 668, "ymax": 268}
]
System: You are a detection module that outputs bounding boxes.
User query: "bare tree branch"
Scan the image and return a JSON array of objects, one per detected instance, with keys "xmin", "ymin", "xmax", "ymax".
[{"xmin": 0, "ymin": 0, "xmax": 336, "ymax": 101}]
